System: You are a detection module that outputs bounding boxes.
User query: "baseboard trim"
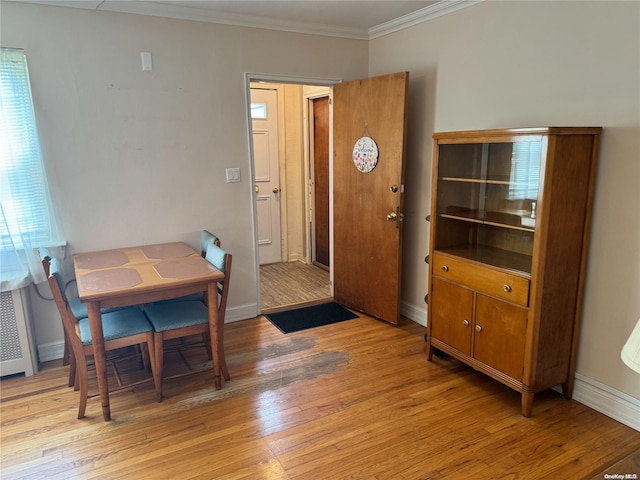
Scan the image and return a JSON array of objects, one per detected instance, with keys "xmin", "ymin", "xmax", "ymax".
[
  {"xmin": 569, "ymin": 373, "xmax": 640, "ymax": 432},
  {"xmin": 38, "ymin": 341, "xmax": 64, "ymax": 363},
  {"xmin": 225, "ymin": 302, "xmax": 260, "ymax": 323},
  {"xmin": 401, "ymin": 300, "xmax": 426, "ymax": 327}
]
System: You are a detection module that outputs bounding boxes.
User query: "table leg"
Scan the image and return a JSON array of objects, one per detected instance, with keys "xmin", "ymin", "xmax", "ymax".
[
  {"xmin": 87, "ymin": 302, "xmax": 111, "ymax": 421},
  {"xmin": 207, "ymin": 283, "xmax": 222, "ymax": 390}
]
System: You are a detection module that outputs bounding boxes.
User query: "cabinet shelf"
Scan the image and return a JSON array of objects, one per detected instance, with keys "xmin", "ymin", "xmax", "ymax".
[
  {"xmin": 441, "ymin": 176, "xmax": 537, "ymax": 188},
  {"xmin": 439, "ymin": 213, "xmax": 535, "ymax": 232}
]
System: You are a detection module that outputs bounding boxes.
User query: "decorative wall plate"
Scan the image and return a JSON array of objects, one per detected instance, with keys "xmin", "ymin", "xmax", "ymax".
[{"xmin": 352, "ymin": 136, "xmax": 379, "ymax": 173}]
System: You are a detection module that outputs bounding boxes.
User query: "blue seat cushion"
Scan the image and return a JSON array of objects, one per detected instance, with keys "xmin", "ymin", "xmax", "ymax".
[
  {"xmin": 78, "ymin": 307, "xmax": 153, "ymax": 346},
  {"xmin": 68, "ymin": 297, "xmax": 127, "ymax": 320},
  {"xmin": 150, "ymin": 292, "xmax": 204, "ymax": 305},
  {"xmin": 144, "ymin": 301, "xmax": 209, "ymax": 333}
]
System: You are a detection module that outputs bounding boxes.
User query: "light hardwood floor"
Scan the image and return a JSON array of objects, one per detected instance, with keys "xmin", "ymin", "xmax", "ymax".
[
  {"xmin": 2, "ymin": 315, "xmax": 639, "ymax": 479},
  {"xmin": 260, "ymin": 262, "xmax": 331, "ymax": 312}
]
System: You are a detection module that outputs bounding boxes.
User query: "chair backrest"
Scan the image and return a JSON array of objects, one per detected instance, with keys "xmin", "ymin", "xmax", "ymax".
[
  {"xmin": 46, "ymin": 258, "xmax": 82, "ymax": 347},
  {"xmin": 39, "ymin": 247, "xmax": 52, "ymax": 278},
  {"xmin": 200, "ymin": 230, "xmax": 221, "ymax": 258},
  {"xmin": 204, "ymin": 244, "xmax": 232, "ymax": 323}
]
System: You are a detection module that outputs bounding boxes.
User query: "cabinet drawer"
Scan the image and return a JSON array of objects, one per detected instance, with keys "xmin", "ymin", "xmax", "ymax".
[{"xmin": 432, "ymin": 253, "xmax": 530, "ymax": 307}]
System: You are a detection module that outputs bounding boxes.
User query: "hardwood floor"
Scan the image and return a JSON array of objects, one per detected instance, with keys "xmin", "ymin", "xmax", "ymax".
[
  {"xmin": 2, "ymin": 314, "xmax": 639, "ymax": 479},
  {"xmin": 260, "ymin": 261, "xmax": 331, "ymax": 312}
]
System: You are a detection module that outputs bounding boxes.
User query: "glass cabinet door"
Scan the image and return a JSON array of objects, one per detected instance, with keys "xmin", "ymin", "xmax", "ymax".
[{"xmin": 434, "ymin": 139, "xmax": 542, "ymax": 275}]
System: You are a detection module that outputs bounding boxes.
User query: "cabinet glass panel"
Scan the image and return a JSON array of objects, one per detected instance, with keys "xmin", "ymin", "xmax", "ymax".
[{"xmin": 434, "ymin": 140, "xmax": 542, "ymax": 275}]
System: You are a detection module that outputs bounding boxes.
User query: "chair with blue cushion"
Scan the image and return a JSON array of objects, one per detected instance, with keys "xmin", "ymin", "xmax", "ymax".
[
  {"xmin": 46, "ymin": 257, "xmax": 159, "ymax": 419},
  {"xmin": 200, "ymin": 229, "xmax": 221, "ymax": 256},
  {"xmin": 39, "ymin": 248, "xmax": 127, "ymax": 386},
  {"xmin": 143, "ymin": 244, "xmax": 232, "ymax": 401},
  {"xmin": 153, "ymin": 230, "xmax": 221, "ymax": 305}
]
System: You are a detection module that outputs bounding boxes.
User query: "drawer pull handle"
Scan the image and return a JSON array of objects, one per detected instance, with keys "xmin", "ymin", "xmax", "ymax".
[
  {"xmin": 475, "ymin": 325, "xmax": 483, "ymax": 332},
  {"xmin": 442, "ymin": 265, "xmax": 449, "ymax": 272},
  {"xmin": 503, "ymin": 285, "xmax": 512, "ymax": 293},
  {"xmin": 463, "ymin": 319, "xmax": 469, "ymax": 327}
]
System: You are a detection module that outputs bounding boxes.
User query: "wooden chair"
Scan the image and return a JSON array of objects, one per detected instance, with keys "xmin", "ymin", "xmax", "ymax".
[
  {"xmin": 46, "ymin": 257, "xmax": 159, "ymax": 419},
  {"xmin": 38, "ymin": 248, "xmax": 126, "ymax": 385},
  {"xmin": 143, "ymin": 244, "xmax": 232, "ymax": 401},
  {"xmin": 153, "ymin": 230, "xmax": 221, "ymax": 305},
  {"xmin": 200, "ymin": 229, "xmax": 221, "ymax": 256}
]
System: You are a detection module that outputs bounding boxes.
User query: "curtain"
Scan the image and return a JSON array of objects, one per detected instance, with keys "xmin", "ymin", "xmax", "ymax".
[{"xmin": 0, "ymin": 48, "xmax": 62, "ymax": 291}]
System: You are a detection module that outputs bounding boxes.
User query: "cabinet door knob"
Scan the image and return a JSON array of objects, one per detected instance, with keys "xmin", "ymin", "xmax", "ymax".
[
  {"xmin": 503, "ymin": 285, "xmax": 512, "ymax": 293},
  {"xmin": 475, "ymin": 325, "xmax": 483, "ymax": 332},
  {"xmin": 463, "ymin": 319, "xmax": 469, "ymax": 327},
  {"xmin": 442, "ymin": 265, "xmax": 449, "ymax": 272}
]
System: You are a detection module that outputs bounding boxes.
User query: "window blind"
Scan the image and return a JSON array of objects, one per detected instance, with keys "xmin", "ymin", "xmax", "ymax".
[
  {"xmin": 509, "ymin": 141, "xmax": 541, "ymax": 200},
  {"xmin": 0, "ymin": 48, "xmax": 58, "ymax": 249},
  {"xmin": 0, "ymin": 48, "xmax": 60, "ymax": 289}
]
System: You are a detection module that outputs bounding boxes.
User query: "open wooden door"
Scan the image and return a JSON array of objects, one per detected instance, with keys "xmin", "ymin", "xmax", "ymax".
[{"xmin": 333, "ymin": 72, "xmax": 409, "ymax": 324}]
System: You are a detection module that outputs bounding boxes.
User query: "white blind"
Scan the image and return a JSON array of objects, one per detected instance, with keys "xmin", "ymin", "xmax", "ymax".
[
  {"xmin": 509, "ymin": 141, "xmax": 541, "ymax": 200},
  {"xmin": 0, "ymin": 48, "xmax": 58, "ymax": 249},
  {"xmin": 0, "ymin": 48, "xmax": 60, "ymax": 289}
]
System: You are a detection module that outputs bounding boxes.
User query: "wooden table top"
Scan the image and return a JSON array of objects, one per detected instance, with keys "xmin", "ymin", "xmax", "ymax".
[{"xmin": 74, "ymin": 242, "xmax": 224, "ymax": 302}]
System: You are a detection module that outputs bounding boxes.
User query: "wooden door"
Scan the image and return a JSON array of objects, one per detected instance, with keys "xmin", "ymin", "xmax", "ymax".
[
  {"xmin": 473, "ymin": 294, "xmax": 527, "ymax": 381},
  {"xmin": 251, "ymin": 88, "xmax": 282, "ymax": 265},
  {"xmin": 430, "ymin": 277, "xmax": 473, "ymax": 356},
  {"xmin": 312, "ymin": 97, "xmax": 330, "ymax": 268},
  {"xmin": 333, "ymin": 72, "xmax": 409, "ymax": 324}
]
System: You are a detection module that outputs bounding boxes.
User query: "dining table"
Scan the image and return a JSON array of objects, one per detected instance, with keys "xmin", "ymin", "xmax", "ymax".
[{"xmin": 73, "ymin": 241, "xmax": 225, "ymax": 421}]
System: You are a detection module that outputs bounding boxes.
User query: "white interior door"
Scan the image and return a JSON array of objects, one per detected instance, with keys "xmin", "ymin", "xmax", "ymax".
[{"xmin": 251, "ymin": 88, "xmax": 282, "ymax": 265}]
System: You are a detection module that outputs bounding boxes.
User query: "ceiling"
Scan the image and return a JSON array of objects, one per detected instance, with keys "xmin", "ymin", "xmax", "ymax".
[{"xmin": 17, "ymin": 0, "xmax": 478, "ymax": 39}]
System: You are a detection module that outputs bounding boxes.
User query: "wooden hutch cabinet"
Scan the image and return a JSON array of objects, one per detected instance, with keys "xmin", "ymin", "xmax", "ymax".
[{"xmin": 425, "ymin": 127, "xmax": 601, "ymax": 417}]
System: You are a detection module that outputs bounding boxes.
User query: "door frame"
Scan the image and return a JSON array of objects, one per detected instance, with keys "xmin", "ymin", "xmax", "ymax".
[
  {"xmin": 244, "ymin": 73, "xmax": 340, "ymax": 315},
  {"xmin": 303, "ymin": 88, "xmax": 331, "ymax": 268}
]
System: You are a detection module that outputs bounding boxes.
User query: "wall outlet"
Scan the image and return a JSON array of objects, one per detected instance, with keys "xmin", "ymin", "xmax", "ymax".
[{"xmin": 226, "ymin": 167, "xmax": 241, "ymax": 183}]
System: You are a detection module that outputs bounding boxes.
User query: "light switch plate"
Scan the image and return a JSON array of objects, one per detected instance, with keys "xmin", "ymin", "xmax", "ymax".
[
  {"xmin": 226, "ymin": 167, "xmax": 241, "ymax": 183},
  {"xmin": 140, "ymin": 52, "xmax": 153, "ymax": 71}
]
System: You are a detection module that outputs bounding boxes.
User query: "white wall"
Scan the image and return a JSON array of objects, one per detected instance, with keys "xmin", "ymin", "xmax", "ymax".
[
  {"xmin": 370, "ymin": 0, "xmax": 640, "ymax": 407},
  {"xmin": 1, "ymin": 1, "xmax": 368, "ymax": 349}
]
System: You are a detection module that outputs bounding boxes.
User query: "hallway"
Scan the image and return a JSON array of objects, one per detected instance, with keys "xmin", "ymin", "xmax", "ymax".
[{"xmin": 260, "ymin": 262, "xmax": 331, "ymax": 313}]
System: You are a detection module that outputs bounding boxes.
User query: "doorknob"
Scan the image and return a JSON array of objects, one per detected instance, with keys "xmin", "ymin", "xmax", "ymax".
[
  {"xmin": 272, "ymin": 187, "xmax": 280, "ymax": 194},
  {"xmin": 386, "ymin": 209, "xmax": 404, "ymax": 228},
  {"xmin": 255, "ymin": 185, "xmax": 259, "ymax": 193}
]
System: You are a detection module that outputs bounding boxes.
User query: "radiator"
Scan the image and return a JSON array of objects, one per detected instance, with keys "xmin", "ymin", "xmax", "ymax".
[{"xmin": 0, "ymin": 287, "xmax": 38, "ymax": 377}]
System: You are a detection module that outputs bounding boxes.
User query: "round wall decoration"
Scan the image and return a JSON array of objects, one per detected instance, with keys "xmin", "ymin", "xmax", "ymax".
[{"xmin": 352, "ymin": 136, "xmax": 379, "ymax": 173}]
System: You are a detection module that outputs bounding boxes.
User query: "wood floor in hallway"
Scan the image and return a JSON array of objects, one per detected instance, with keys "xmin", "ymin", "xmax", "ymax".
[{"xmin": 260, "ymin": 261, "xmax": 331, "ymax": 312}]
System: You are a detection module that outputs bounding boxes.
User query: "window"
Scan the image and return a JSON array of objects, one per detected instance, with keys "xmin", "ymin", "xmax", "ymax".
[
  {"xmin": 250, "ymin": 102, "xmax": 267, "ymax": 119},
  {"xmin": 0, "ymin": 48, "xmax": 60, "ymax": 289},
  {"xmin": 508, "ymin": 141, "xmax": 541, "ymax": 200}
]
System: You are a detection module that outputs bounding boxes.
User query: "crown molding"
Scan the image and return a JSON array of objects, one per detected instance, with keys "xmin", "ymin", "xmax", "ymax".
[
  {"xmin": 12, "ymin": 0, "xmax": 481, "ymax": 40},
  {"xmin": 368, "ymin": 0, "xmax": 483, "ymax": 39},
  {"xmin": 98, "ymin": 1, "xmax": 371, "ymax": 40}
]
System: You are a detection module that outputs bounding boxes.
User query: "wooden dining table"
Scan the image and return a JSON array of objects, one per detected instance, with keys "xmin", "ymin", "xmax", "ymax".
[{"xmin": 73, "ymin": 241, "xmax": 225, "ymax": 421}]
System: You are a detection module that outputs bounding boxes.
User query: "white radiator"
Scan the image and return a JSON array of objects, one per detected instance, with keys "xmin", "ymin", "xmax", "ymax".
[{"xmin": 0, "ymin": 287, "xmax": 38, "ymax": 377}]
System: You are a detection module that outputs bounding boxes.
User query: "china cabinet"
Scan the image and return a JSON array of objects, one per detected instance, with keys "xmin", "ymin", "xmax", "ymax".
[{"xmin": 425, "ymin": 127, "xmax": 601, "ymax": 416}]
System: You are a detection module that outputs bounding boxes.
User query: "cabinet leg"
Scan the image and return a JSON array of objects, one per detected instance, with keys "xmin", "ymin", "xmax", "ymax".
[
  {"xmin": 521, "ymin": 392, "xmax": 534, "ymax": 417},
  {"xmin": 425, "ymin": 340, "xmax": 434, "ymax": 361},
  {"xmin": 561, "ymin": 378, "xmax": 574, "ymax": 400}
]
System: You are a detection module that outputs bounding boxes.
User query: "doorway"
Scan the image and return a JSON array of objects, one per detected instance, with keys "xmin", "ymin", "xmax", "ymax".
[
  {"xmin": 248, "ymin": 79, "xmax": 334, "ymax": 313},
  {"xmin": 247, "ymin": 72, "xmax": 409, "ymax": 323}
]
